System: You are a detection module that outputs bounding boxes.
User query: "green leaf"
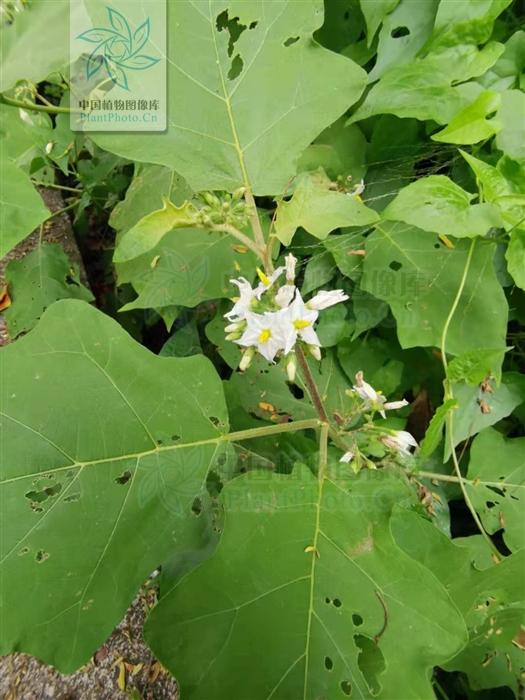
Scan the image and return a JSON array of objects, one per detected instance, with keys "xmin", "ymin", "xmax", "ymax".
[
  {"xmin": 382, "ymin": 175, "xmax": 502, "ymax": 238},
  {"xmin": 113, "ymin": 198, "xmax": 199, "ymax": 263},
  {"xmin": 419, "ymin": 399, "xmax": 458, "ymax": 458},
  {"xmin": 351, "ymin": 290, "xmax": 389, "ymax": 338},
  {"xmin": 361, "ymin": 223, "xmax": 508, "ymax": 355},
  {"xmin": 359, "ymin": 0, "xmax": 399, "ymax": 47},
  {"xmin": 3, "ymin": 244, "xmax": 94, "ymax": 337},
  {"xmin": 274, "ymin": 171, "xmax": 379, "ymax": 245},
  {"xmin": 465, "ymin": 428, "xmax": 525, "ymax": 552},
  {"xmin": 301, "ymin": 250, "xmax": 337, "ymax": 295},
  {"xmin": 117, "ymin": 229, "xmax": 257, "ymax": 311},
  {"xmin": 0, "ymin": 158, "xmax": 50, "ymax": 258},
  {"xmin": 391, "ymin": 508, "xmax": 525, "ymax": 697},
  {"xmin": 109, "ymin": 165, "xmax": 193, "ymax": 236},
  {"xmin": 366, "ymin": 0, "xmax": 438, "ymax": 81},
  {"xmin": 495, "ymin": 89, "xmax": 525, "ymax": 160},
  {"xmin": 447, "ymin": 348, "xmax": 507, "ymax": 385},
  {"xmin": 349, "ymin": 43, "xmax": 504, "ymax": 125},
  {"xmin": 426, "ymin": 0, "xmax": 513, "ymax": 51},
  {"xmin": 145, "ymin": 468, "xmax": 467, "ymax": 699},
  {"xmin": 506, "ymin": 227, "xmax": 525, "ymax": 290},
  {"xmin": 0, "ymin": 0, "xmax": 69, "ymax": 90},
  {"xmin": 315, "ymin": 304, "xmax": 351, "ymax": 347},
  {"xmin": 324, "ymin": 230, "xmax": 367, "ymax": 281},
  {"xmin": 94, "ymin": 1, "xmax": 367, "ymax": 195},
  {"xmin": 0, "ymin": 300, "xmax": 229, "ymax": 672},
  {"xmin": 446, "ymin": 373, "xmax": 525, "ymax": 457},
  {"xmin": 296, "ymin": 119, "xmax": 367, "ymax": 183},
  {"xmin": 431, "ymin": 91, "xmax": 501, "ymax": 145}
]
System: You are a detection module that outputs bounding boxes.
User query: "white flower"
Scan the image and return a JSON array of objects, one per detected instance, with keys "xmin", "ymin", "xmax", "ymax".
[
  {"xmin": 307, "ymin": 289, "xmax": 349, "ymax": 311},
  {"xmin": 254, "ymin": 267, "xmax": 285, "ymax": 299},
  {"xmin": 285, "ymin": 352, "xmax": 297, "ymax": 383},
  {"xmin": 281, "ymin": 291, "xmax": 320, "ymax": 354},
  {"xmin": 340, "ymin": 451, "xmax": 354, "ymax": 464},
  {"xmin": 348, "ymin": 179, "xmax": 365, "ymax": 198},
  {"xmin": 381, "ymin": 430, "xmax": 418, "ymax": 455},
  {"xmin": 285, "ymin": 253, "xmax": 297, "ymax": 283},
  {"xmin": 353, "ymin": 371, "xmax": 408, "ymax": 419},
  {"xmin": 274, "ymin": 284, "xmax": 295, "ymax": 308},
  {"xmin": 236, "ymin": 311, "xmax": 286, "ymax": 362},
  {"xmin": 224, "ymin": 277, "xmax": 257, "ymax": 321}
]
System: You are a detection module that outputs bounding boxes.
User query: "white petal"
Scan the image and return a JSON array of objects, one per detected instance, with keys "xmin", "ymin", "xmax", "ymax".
[
  {"xmin": 339, "ymin": 451, "xmax": 354, "ymax": 463},
  {"xmin": 383, "ymin": 399, "xmax": 409, "ymax": 411},
  {"xmin": 307, "ymin": 289, "xmax": 349, "ymax": 311},
  {"xmin": 275, "ymin": 284, "xmax": 295, "ymax": 308}
]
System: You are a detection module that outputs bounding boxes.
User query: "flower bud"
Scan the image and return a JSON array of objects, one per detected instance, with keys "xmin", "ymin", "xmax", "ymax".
[
  {"xmin": 285, "ymin": 353, "xmax": 297, "ymax": 383},
  {"xmin": 308, "ymin": 344, "xmax": 321, "ymax": 361},
  {"xmin": 239, "ymin": 347, "xmax": 255, "ymax": 371}
]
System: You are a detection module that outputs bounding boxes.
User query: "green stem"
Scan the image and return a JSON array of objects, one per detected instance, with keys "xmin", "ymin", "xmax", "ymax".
[
  {"xmin": 210, "ymin": 223, "xmax": 265, "ymax": 262},
  {"xmin": 440, "ymin": 239, "xmax": 501, "ymax": 560},
  {"xmin": 44, "ymin": 200, "xmax": 80, "ymax": 222},
  {"xmin": 32, "ymin": 180, "xmax": 82, "ymax": 193},
  {"xmin": 0, "ymin": 93, "xmax": 78, "ymax": 114},
  {"xmin": 417, "ymin": 470, "xmax": 521, "ymax": 489},
  {"xmin": 226, "ymin": 418, "xmax": 320, "ymax": 443}
]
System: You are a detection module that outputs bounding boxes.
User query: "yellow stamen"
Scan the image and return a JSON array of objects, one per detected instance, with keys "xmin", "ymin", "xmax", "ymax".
[
  {"xmin": 258, "ymin": 329, "xmax": 272, "ymax": 343},
  {"xmin": 256, "ymin": 268, "xmax": 270, "ymax": 286},
  {"xmin": 293, "ymin": 319, "xmax": 311, "ymax": 330}
]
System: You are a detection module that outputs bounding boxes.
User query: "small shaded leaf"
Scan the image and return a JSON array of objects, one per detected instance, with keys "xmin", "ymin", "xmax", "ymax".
[
  {"xmin": 113, "ymin": 198, "xmax": 198, "ymax": 263},
  {"xmin": 432, "ymin": 91, "xmax": 501, "ymax": 145},
  {"xmin": 274, "ymin": 171, "xmax": 379, "ymax": 245},
  {"xmin": 447, "ymin": 348, "xmax": 507, "ymax": 385},
  {"xmin": 419, "ymin": 399, "xmax": 458, "ymax": 458}
]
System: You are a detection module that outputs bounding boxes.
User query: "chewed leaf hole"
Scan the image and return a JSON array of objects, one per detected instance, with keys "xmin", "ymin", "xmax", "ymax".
[
  {"xmin": 171, "ymin": 434, "xmax": 181, "ymax": 442},
  {"xmin": 324, "ymin": 656, "xmax": 334, "ymax": 671},
  {"xmin": 115, "ymin": 470, "xmax": 131, "ymax": 485},
  {"xmin": 355, "ymin": 634, "xmax": 386, "ymax": 694},
  {"xmin": 64, "ymin": 493, "xmax": 81, "ymax": 503},
  {"xmin": 36, "ymin": 550, "xmax": 49, "ymax": 563},
  {"xmin": 25, "ymin": 482, "xmax": 62, "ymax": 504},
  {"xmin": 389, "ymin": 261, "xmax": 402, "ymax": 271},
  {"xmin": 284, "ymin": 36, "xmax": 299, "ymax": 47},
  {"xmin": 18, "ymin": 547, "xmax": 30, "ymax": 556},
  {"xmin": 209, "ymin": 416, "xmax": 221, "ymax": 427},
  {"xmin": 391, "ymin": 26, "xmax": 410, "ymax": 38},
  {"xmin": 340, "ymin": 680, "xmax": 352, "ymax": 696},
  {"xmin": 333, "ymin": 597, "xmax": 342, "ymax": 608},
  {"xmin": 191, "ymin": 496, "xmax": 202, "ymax": 516},
  {"xmin": 352, "ymin": 613, "xmax": 363, "ymax": 626}
]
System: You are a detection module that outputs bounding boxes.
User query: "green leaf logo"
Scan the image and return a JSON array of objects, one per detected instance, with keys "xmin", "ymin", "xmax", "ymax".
[{"xmin": 77, "ymin": 6, "xmax": 159, "ymax": 91}]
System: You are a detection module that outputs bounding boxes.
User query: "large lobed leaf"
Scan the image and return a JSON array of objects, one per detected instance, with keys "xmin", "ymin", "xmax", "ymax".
[
  {"xmin": 145, "ymin": 467, "xmax": 467, "ymax": 699},
  {"xmin": 0, "ymin": 300, "xmax": 229, "ymax": 672},
  {"xmin": 94, "ymin": 0, "xmax": 367, "ymax": 195},
  {"xmin": 361, "ymin": 222, "xmax": 508, "ymax": 355}
]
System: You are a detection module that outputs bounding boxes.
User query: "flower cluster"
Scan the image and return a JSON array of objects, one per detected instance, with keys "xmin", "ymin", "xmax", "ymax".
[
  {"xmin": 339, "ymin": 371, "xmax": 418, "ymax": 464},
  {"xmin": 224, "ymin": 254, "xmax": 348, "ymax": 380}
]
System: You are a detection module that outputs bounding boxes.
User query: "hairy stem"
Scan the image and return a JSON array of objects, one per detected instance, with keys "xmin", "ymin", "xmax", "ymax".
[
  {"xmin": 296, "ymin": 346, "xmax": 329, "ymax": 423},
  {"xmin": 440, "ymin": 239, "xmax": 501, "ymax": 559},
  {"xmin": 226, "ymin": 418, "xmax": 320, "ymax": 443},
  {"xmin": 0, "ymin": 93, "xmax": 78, "ymax": 114},
  {"xmin": 244, "ymin": 189, "xmax": 273, "ymax": 273},
  {"xmin": 416, "ymin": 470, "xmax": 520, "ymax": 489},
  {"xmin": 210, "ymin": 223, "xmax": 265, "ymax": 261}
]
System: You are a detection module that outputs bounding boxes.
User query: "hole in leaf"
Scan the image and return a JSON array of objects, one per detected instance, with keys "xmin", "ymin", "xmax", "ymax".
[
  {"xmin": 156, "ymin": 438, "xmax": 163, "ymax": 445},
  {"xmin": 354, "ymin": 634, "xmax": 386, "ymax": 695},
  {"xmin": 333, "ymin": 598, "xmax": 342, "ymax": 608},
  {"xmin": 284, "ymin": 36, "xmax": 299, "ymax": 47},
  {"xmin": 18, "ymin": 547, "xmax": 30, "ymax": 556},
  {"xmin": 391, "ymin": 26, "xmax": 410, "ymax": 38},
  {"xmin": 352, "ymin": 613, "xmax": 363, "ymax": 626},
  {"xmin": 287, "ymin": 383, "xmax": 304, "ymax": 400},
  {"xmin": 434, "ymin": 243, "xmax": 441, "ymax": 249},
  {"xmin": 486, "ymin": 501, "xmax": 496, "ymax": 509},
  {"xmin": 36, "ymin": 550, "xmax": 49, "ymax": 563},
  {"xmin": 324, "ymin": 656, "xmax": 334, "ymax": 671},
  {"xmin": 389, "ymin": 261, "xmax": 402, "ymax": 271},
  {"xmin": 191, "ymin": 496, "xmax": 203, "ymax": 516},
  {"xmin": 325, "ymin": 597, "xmax": 331, "ymax": 604},
  {"xmin": 115, "ymin": 470, "xmax": 131, "ymax": 485},
  {"xmin": 228, "ymin": 54, "xmax": 243, "ymax": 80},
  {"xmin": 64, "ymin": 493, "xmax": 81, "ymax": 503},
  {"xmin": 171, "ymin": 434, "xmax": 181, "ymax": 442},
  {"xmin": 249, "ymin": 20, "xmax": 258, "ymax": 29},
  {"xmin": 344, "ymin": 10, "xmax": 350, "ymax": 20},
  {"xmin": 25, "ymin": 482, "xmax": 62, "ymax": 504},
  {"xmin": 340, "ymin": 680, "xmax": 352, "ymax": 696},
  {"xmin": 209, "ymin": 416, "xmax": 221, "ymax": 427}
]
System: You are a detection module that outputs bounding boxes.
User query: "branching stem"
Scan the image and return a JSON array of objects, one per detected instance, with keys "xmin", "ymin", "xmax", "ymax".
[
  {"xmin": 0, "ymin": 93, "xmax": 78, "ymax": 114},
  {"xmin": 440, "ymin": 238, "xmax": 501, "ymax": 560}
]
